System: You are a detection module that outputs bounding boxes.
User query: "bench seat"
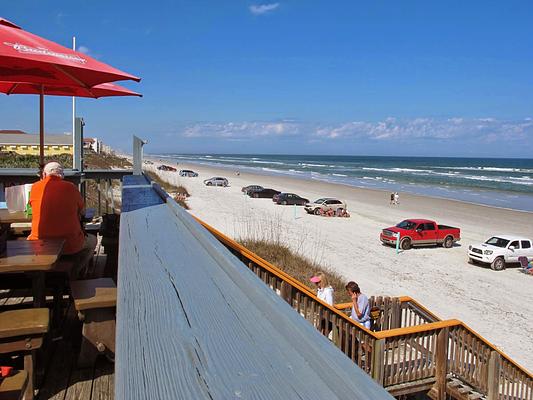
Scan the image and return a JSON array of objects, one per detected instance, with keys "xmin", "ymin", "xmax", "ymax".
[
  {"xmin": 0, "ymin": 370, "xmax": 28, "ymax": 400},
  {"xmin": 69, "ymin": 278, "xmax": 116, "ymax": 367},
  {"xmin": 70, "ymin": 278, "xmax": 117, "ymax": 311},
  {"xmin": 0, "ymin": 309, "xmax": 49, "ymax": 340},
  {"xmin": 0, "ymin": 310, "xmax": 49, "ymax": 400}
]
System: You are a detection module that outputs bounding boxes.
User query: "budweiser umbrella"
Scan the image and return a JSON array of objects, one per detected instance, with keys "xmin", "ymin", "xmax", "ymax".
[
  {"xmin": 0, "ymin": 81, "xmax": 142, "ymax": 98},
  {"xmin": 0, "ymin": 17, "xmax": 140, "ymax": 87},
  {"xmin": 0, "ymin": 17, "xmax": 141, "ymax": 166}
]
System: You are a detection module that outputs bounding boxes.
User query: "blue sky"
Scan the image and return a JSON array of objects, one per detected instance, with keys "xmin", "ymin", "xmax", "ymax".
[{"xmin": 1, "ymin": 1, "xmax": 532, "ymax": 157}]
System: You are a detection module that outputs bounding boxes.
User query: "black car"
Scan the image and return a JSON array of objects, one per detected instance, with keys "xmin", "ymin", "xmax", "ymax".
[
  {"xmin": 157, "ymin": 164, "xmax": 177, "ymax": 172},
  {"xmin": 242, "ymin": 185, "xmax": 263, "ymax": 194},
  {"xmin": 248, "ymin": 188, "xmax": 281, "ymax": 199},
  {"xmin": 275, "ymin": 193, "xmax": 309, "ymax": 206}
]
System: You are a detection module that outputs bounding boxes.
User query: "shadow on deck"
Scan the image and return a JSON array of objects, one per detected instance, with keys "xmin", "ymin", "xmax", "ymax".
[{"xmin": 0, "ymin": 252, "xmax": 115, "ymax": 400}]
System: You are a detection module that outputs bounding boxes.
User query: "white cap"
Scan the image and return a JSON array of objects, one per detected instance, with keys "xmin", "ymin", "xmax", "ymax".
[{"xmin": 43, "ymin": 161, "xmax": 64, "ymax": 178}]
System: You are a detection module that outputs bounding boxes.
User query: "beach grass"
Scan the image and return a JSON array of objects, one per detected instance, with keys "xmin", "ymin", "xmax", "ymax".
[
  {"xmin": 239, "ymin": 239, "xmax": 351, "ymax": 303},
  {"xmin": 144, "ymin": 170, "xmax": 190, "ymax": 209},
  {"xmin": 0, "ymin": 152, "xmax": 73, "ymax": 168}
]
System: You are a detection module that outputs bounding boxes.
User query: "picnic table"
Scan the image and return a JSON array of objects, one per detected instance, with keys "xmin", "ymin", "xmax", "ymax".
[
  {"xmin": 0, "ymin": 209, "xmax": 31, "ymax": 224},
  {"xmin": 0, "ymin": 239, "xmax": 64, "ymax": 307}
]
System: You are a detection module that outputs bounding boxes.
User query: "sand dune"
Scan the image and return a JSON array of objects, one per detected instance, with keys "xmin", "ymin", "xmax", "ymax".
[{"xmin": 146, "ymin": 158, "xmax": 533, "ymax": 372}]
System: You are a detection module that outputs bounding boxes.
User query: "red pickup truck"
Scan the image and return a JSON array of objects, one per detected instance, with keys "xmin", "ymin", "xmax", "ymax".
[{"xmin": 380, "ymin": 219, "xmax": 461, "ymax": 250}]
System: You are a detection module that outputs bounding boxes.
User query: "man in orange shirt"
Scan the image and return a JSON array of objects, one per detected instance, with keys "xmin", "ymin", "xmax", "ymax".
[{"xmin": 28, "ymin": 162, "xmax": 96, "ymax": 278}]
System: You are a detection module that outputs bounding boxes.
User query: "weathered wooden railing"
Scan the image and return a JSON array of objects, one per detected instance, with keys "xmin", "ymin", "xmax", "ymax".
[
  {"xmin": 335, "ymin": 295, "xmax": 439, "ymax": 331},
  {"xmin": 194, "ymin": 213, "xmax": 533, "ymax": 399}
]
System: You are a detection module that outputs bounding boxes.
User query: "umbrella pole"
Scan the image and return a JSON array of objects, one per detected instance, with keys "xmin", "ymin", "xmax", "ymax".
[{"xmin": 39, "ymin": 86, "xmax": 45, "ymax": 170}]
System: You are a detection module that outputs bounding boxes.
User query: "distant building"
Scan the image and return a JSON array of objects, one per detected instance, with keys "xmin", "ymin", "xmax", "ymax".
[
  {"xmin": 0, "ymin": 129, "xmax": 27, "ymax": 135},
  {"xmin": 0, "ymin": 133, "xmax": 73, "ymax": 155},
  {"xmin": 83, "ymin": 137, "xmax": 100, "ymax": 153}
]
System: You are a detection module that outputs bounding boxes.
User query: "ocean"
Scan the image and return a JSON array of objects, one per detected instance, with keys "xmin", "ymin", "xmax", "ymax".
[{"xmin": 151, "ymin": 154, "xmax": 533, "ymax": 213}]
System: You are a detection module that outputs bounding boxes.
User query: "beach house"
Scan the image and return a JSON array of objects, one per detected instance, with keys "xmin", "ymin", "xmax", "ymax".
[{"xmin": 0, "ymin": 131, "xmax": 73, "ymax": 155}]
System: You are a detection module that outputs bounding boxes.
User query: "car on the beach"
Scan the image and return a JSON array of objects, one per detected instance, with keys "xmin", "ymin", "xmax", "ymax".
[
  {"xmin": 468, "ymin": 236, "xmax": 533, "ymax": 271},
  {"xmin": 204, "ymin": 177, "xmax": 228, "ymax": 187},
  {"xmin": 380, "ymin": 219, "xmax": 461, "ymax": 250},
  {"xmin": 304, "ymin": 198, "xmax": 347, "ymax": 215},
  {"xmin": 242, "ymin": 185, "xmax": 263, "ymax": 195},
  {"xmin": 157, "ymin": 164, "xmax": 177, "ymax": 172},
  {"xmin": 179, "ymin": 169, "xmax": 198, "ymax": 177},
  {"xmin": 275, "ymin": 193, "xmax": 309, "ymax": 206},
  {"xmin": 248, "ymin": 188, "xmax": 280, "ymax": 199},
  {"xmin": 143, "ymin": 160, "xmax": 154, "ymax": 165}
]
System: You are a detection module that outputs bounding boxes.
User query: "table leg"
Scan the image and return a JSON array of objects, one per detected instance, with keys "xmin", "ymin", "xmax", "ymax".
[{"xmin": 30, "ymin": 271, "xmax": 46, "ymax": 308}]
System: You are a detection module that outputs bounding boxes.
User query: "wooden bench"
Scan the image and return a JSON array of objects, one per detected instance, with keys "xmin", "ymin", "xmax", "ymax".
[
  {"xmin": 0, "ymin": 370, "xmax": 28, "ymax": 400},
  {"xmin": 69, "ymin": 278, "xmax": 116, "ymax": 367},
  {"xmin": 0, "ymin": 309, "xmax": 49, "ymax": 400}
]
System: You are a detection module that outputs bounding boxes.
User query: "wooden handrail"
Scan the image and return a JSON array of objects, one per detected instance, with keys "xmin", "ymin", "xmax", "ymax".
[
  {"xmin": 374, "ymin": 319, "xmax": 462, "ymax": 339},
  {"xmin": 398, "ymin": 296, "xmax": 441, "ymax": 321},
  {"xmin": 455, "ymin": 320, "xmax": 533, "ymax": 379},
  {"xmin": 335, "ymin": 297, "xmax": 440, "ymax": 322}
]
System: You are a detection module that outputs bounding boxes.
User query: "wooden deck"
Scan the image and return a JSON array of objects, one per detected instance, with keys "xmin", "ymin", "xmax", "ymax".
[{"xmin": 0, "ymin": 248, "xmax": 115, "ymax": 400}]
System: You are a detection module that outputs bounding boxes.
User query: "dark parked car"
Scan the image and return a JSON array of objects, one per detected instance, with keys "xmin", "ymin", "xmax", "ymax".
[
  {"xmin": 248, "ymin": 188, "xmax": 281, "ymax": 199},
  {"xmin": 242, "ymin": 185, "xmax": 263, "ymax": 194},
  {"xmin": 157, "ymin": 164, "xmax": 177, "ymax": 172},
  {"xmin": 275, "ymin": 193, "xmax": 309, "ymax": 206}
]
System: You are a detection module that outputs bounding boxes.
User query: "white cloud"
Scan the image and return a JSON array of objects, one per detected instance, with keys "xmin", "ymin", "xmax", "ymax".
[
  {"xmin": 249, "ymin": 3, "xmax": 280, "ymax": 16},
  {"xmin": 179, "ymin": 117, "xmax": 533, "ymax": 144},
  {"xmin": 77, "ymin": 46, "xmax": 90, "ymax": 54},
  {"xmin": 183, "ymin": 121, "xmax": 300, "ymax": 138}
]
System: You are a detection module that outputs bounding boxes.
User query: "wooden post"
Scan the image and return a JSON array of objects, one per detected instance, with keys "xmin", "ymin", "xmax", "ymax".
[
  {"xmin": 487, "ymin": 350, "xmax": 501, "ymax": 400},
  {"xmin": 280, "ymin": 281, "xmax": 291, "ymax": 304},
  {"xmin": 24, "ymin": 352, "xmax": 34, "ymax": 400},
  {"xmin": 434, "ymin": 327, "xmax": 449, "ymax": 400},
  {"xmin": 371, "ymin": 338, "xmax": 385, "ymax": 384}
]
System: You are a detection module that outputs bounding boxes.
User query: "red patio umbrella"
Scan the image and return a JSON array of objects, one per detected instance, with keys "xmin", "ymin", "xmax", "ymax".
[
  {"xmin": 0, "ymin": 81, "xmax": 142, "ymax": 99},
  {"xmin": 0, "ymin": 17, "xmax": 141, "ymax": 166},
  {"xmin": 0, "ymin": 17, "xmax": 140, "ymax": 87}
]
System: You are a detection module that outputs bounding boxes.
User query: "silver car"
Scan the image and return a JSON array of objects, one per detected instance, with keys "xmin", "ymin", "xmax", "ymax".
[
  {"xmin": 304, "ymin": 198, "xmax": 347, "ymax": 215},
  {"xmin": 179, "ymin": 169, "xmax": 198, "ymax": 177},
  {"xmin": 204, "ymin": 177, "xmax": 229, "ymax": 187}
]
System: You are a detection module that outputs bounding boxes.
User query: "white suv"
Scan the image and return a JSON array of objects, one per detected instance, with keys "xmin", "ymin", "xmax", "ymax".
[
  {"xmin": 468, "ymin": 235, "xmax": 533, "ymax": 271},
  {"xmin": 304, "ymin": 198, "xmax": 347, "ymax": 215}
]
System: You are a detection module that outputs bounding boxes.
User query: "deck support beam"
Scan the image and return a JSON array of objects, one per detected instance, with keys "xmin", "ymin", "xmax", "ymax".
[
  {"xmin": 433, "ymin": 327, "xmax": 449, "ymax": 400},
  {"xmin": 371, "ymin": 338, "xmax": 385, "ymax": 384},
  {"xmin": 487, "ymin": 351, "xmax": 501, "ymax": 400}
]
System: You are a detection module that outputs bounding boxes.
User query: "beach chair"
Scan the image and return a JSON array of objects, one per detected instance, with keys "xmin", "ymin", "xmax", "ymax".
[
  {"xmin": 369, "ymin": 306, "xmax": 382, "ymax": 332},
  {"xmin": 518, "ymin": 256, "xmax": 533, "ymax": 275}
]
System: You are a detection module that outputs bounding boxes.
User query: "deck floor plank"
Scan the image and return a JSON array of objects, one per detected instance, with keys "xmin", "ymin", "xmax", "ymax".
[{"xmin": 92, "ymin": 358, "xmax": 114, "ymax": 400}]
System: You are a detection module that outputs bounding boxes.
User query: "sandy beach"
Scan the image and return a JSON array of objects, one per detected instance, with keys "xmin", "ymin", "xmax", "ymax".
[{"xmin": 145, "ymin": 158, "xmax": 533, "ymax": 372}]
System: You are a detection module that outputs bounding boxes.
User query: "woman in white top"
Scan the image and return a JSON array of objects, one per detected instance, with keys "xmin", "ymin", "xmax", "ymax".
[
  {"xmin": 310, "ymin": 272, "xmax": 335, "ymax": 335},
  {"xmin": 310, "ymin": 272, "xmax": 334, "ymax": 305}
]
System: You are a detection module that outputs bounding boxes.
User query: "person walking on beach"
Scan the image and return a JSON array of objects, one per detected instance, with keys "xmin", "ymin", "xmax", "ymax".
[
  {"xmin": 390, "ymin": 192, "xmax": 395, "ymax": 205},
  {"xmin": 394, "ymin": 192, "xmax": 399, "ymax": 205},
  {"xmin": 345, "ymin": 281, "xmax": 371, "ymax": 329}
]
